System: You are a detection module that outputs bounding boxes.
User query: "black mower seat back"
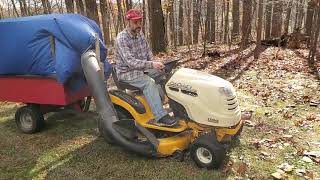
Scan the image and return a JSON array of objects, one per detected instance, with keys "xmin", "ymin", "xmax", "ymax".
[{"xmin": 111, "ymin": 66, "xmax": 142, "ymax": 93}]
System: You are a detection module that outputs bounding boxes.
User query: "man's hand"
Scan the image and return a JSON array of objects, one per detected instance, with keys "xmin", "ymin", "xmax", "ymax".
[{"xmin": 152, "ymin": 62, "xmax": 165, "ymax": 70}]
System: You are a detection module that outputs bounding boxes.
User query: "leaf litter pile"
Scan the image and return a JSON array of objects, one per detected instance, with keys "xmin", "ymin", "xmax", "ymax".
[{"xmin": 155, "ymin": 45, "xmax": 320, "ymax": 179}]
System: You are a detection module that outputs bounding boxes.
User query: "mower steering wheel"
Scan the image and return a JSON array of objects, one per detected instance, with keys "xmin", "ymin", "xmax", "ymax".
[{"xmin": 163, "ymin": 59, "xmax": 179, "ymax": 74}]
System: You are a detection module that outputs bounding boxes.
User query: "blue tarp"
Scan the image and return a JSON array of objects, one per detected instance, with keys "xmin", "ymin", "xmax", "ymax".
[{"xmin": 0, "ymin": 14, "xmax": 111, "ymax": 84}]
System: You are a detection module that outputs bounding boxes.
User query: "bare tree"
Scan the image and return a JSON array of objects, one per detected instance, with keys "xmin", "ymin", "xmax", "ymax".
[
  {"xmin": 224, "ymin": 0, "xmax": 229, "ymax": 43},
  {"xmin": 255, "ymin": 0, "xmax": 263, "ymax": 59},
  {"xmin": 125, "ymin": 0, "xmax": 132, "ymax": 11},
  {"xmin": 232, "ymin": 0, "xmax": 240, "ymax": 41},
  {"xmin": 206, "ymin": 0, "xmax": 215, "ymax": 42},
  {"xmin": 85, "ymin": 0, "xmax": 99, "ymax": 24},
  {"xmin": 178, "ymin": 0, "xmax": 183, "ymax": 45},
  {"xmin": 41, "ymin": 0, "xmax": 51, "ymax": 14},
  {"xmin": 271, "ymin": 0, "xmax": 283, "ymax": 38},
  {"xmin": 75, "ymin": 0, "xmax": 85, "ymax": 15},
  {"xmin": 142, "ymin": 0, "xmax": 146, "ymax": 34},
  {"xmin": 308, "ymin": 4, "xmax": 320, "ymax": 64},
  {"xmin": 306, "ymin": 0, "xmax": 315, "ymax": 37},
  {"xmin": 149, "ymin": 0, "xmax": 166, "ymax": 53},
  {"xmin": 11, "ymin": 0, "xmax": 20, "ymax": 17},
  {"xmin": 116, "ymin": 0, "xmax": 124, "ymax": 31},
  {"xmin": 53, "ymin": 0, "xmax": 64, "ymax": 14},
  {"xmin": 19, "ymin": 0, "xmax": 28, "ymax": 16},
  {"xmin": 241, "ymin": 0, "xmax": 252, "ymax": 48},
  {"xmin": 65, "ymin": 0, "xmax": 74, "ymax": 13},
  {"xmin": 0, "ymin": 4, "xmax": 3, "ymax": 18},
  {"xmin": 185, "ymin": 0, "xmax": 192, "ymax": 56},
  {"xmin": 295, "ymin": 0, "xmax": 305, "ymax": 30},
  {"xmin": 168, "ymin": 0, "xmax": 176, "ymax": 47},
  {"xmin": 192, "ymin": 0, "xmax": 201, "ymax": 44},
  {"xmin": 265, "ymin": 0, "xmax": 272, "ymax": 39},
  {"xmin": 100, "ymin": 0, "xmax": 111, "ymax": 45},
  {"xmin": 284, "ymin": 1, "xmax": 293, "ymax": 35}
]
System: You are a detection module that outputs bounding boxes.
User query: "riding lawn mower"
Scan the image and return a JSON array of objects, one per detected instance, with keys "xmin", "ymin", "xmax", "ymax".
[{"xmin": 81, "ymin": 51, "xmax": 244, "ymax": 169}]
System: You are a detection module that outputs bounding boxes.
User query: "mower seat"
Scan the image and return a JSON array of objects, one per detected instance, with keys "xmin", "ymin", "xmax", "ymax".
[{"xmin": 111, "ymin": 66, "xmax": 142, "ymax": 93}]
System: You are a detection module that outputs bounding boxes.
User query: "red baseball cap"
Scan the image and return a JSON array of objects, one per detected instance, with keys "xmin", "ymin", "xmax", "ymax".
[{"xmin": 126, "ymin": 9, "xmax": 143, "ymax": 20}]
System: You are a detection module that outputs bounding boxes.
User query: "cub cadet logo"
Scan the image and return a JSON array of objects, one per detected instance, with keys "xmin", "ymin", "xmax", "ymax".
[
  {"xmin": 167, "ymin": 81, "xmax": 195, "ymax": 92},
  {"xmin": 208, "ymin": 118, "xmax": 219, "ymax": 123}
]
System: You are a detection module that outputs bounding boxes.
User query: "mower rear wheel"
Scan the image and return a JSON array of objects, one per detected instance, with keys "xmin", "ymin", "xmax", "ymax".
[
  {"xmin": 15, "ymin": 105, "xmax": 44, "ymax": 134},
  {"xmin": 191, "ymin": 133, "xmax": 226, "ymax": 169}
]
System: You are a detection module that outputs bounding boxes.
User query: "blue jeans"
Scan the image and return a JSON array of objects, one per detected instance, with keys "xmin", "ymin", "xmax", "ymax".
[{"xmin": 122, "ymin": 70, "xmax": 167, "ymax": 121}]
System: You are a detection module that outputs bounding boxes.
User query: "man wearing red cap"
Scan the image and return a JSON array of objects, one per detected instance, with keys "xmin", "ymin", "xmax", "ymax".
[{"xmin": 114, "ymin": 9, "xmax": 177, "ymax": 127}]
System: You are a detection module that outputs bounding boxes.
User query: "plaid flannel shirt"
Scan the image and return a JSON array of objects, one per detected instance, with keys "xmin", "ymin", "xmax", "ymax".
[{"xmin": 114, "ymin": 28, "xmax": 154, "ymax": 81}]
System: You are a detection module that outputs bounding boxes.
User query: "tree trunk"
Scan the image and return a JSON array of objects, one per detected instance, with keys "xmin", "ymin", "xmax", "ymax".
[
  {"xmin": 108, "ymin": 0, "xmax": 118, "ymax": 35},
  {"xmin": 224, "ymin": 0, "xmax": 229, "ymax": 43},
  {"xmin": 295, "ymin": 0, "xmax": 304, "ymax": 31},
  {"xmin": 193, "ymin": 0, "xmax": 201, "ymax": 44},
  {"xmin": 41, "ymin": 0, "xmax": 49, "ymax": 14},
  {"xmin": 19, "ymin": 0, "xmax": 28, "ymax": 16},
  {"xmin": 232, "ymin": 0, "xmax": 240, "ymax": 41},
  {"xmin": 241, "ymin": 0, "xmax": 252, "ymax": 48},
  {"xmin": 203, "ymin": 0, "xmax": 210, "ymax": 56},
  {"xmin": 169, "ymin": 0, "xmax": 176, "ymax": 47},
  {"xmin": 284, "ymin": 1, "xmax": 292, "ymax": 35},
  {"xmin": 24, "ymin": 0, "xmax": 29, "ymax": 15},
  {"xmin": 116, "ymin": 0, "xmax": 124, "ymax": 31},
  {"xmin": 65, "ymin": 0, "xmax": 74, "ymax": 13},
  {"xmin": 142, "ymin": 0, "xmax": 146, "ymax": 34},
  {"xmin": 76, "ymin": 0, "xmax": 85, "ymax": 15},
  {"xmin": 209, "ymin": 0, "xmax": 216, "ymax": 42},
  {"xmin": 125, "ymin": 0, "xmax": 132, "ymax": 12},
  {"xmin": 306, "ymin": 1, "xmax": 315, "ymax": 36},
  {"xmin": 47, "ymin": 0, "xmax": 51, "ymax": 13},
  {"xmin": 55, "ymin": 0, "xmax": 64, "ymax": 13},
  {"xmin": 0, "ymin": 4, "xmax": 3, "ymax": 18},
  {"xmin": 220, "ymin": 0, "xmax": 224, "ymax": 41},
  {"xmin": 271, "ymin": 0, "xmax": 283, "ymax": 38},
  {"xmin": 178, "ymin": 0, "xmax": 184, "ymax": 45},
  {"xmin": 11, "ymin": 0, "xmax": 20, "ymax": 17},
  {"xmin": 255, "ymin": 0, "xmax": 263, "ymax": 59},
  {"xmin": 85, "ymin": 0, "xmax": 99, "ymax": 25},
  {"xmin": 265, "ymin": 0, "xmax": 272, "ymax": 39},
  {"xmin": 308, "ymin": 6, "xmax": 320, "ymax": 64},
  {"xmin": 186, "ymin": 0, "xmax": 192, "ymax": 57},
  {"xmin": 18, "ymin": 0, "xmax": 25, "ymax": 16},
  {"xmin": 100, "ymin": 0, "xmax": 111, "ymax": 45},
  {"xmin": 149, "ymin": 0, "xmax": 166, "ymax": 53}
]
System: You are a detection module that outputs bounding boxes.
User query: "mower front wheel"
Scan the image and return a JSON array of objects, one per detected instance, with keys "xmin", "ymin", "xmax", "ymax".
[{"xmin": 190, "ymin": 133, "xmax": 226, "ymax": 169}]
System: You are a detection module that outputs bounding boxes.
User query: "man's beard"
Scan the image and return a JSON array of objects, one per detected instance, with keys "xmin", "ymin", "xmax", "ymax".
[{"xmin": 133, "ymin": 27, "xmax": 141, "ymax": 34}]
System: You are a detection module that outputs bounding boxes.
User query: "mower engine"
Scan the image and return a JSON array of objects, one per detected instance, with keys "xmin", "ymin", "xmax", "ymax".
[{"xmin": 165, "ymin": 68, "xmax": 241, "ymax": 127}]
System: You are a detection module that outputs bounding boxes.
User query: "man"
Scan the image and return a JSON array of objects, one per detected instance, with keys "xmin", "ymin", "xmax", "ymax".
[{"xmin": 114, "ymin": 9, "xmax": 176, "ymax": 127}]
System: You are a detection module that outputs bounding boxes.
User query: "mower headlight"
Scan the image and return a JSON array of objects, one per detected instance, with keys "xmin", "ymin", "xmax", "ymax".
[{"xmin": 219, "ymin": 87, "xmax": 234, "ymax": 97}]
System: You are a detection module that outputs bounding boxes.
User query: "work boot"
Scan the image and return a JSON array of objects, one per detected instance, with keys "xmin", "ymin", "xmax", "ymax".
[{"xmin": 158, "ymin": 114, "xmax": 177, "ymax": 127}]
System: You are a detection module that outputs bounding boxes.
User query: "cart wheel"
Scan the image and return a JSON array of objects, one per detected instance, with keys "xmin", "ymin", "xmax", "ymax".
[
  {"xmin": 15, "ymin": 105, "xmax": 44, "ymax": 134},
  {"xmin": 80, "ymin": 96, "xmax": 92, "ymax": 112},
  {"xmin": 190, "ymin": 133, "xmax": 226, "ymax": 169}
]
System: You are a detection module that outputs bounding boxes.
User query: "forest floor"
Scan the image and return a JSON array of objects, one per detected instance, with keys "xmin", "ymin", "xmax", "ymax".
[{"xmin": 0, "ymin": 45, "xmax": 319, "ymax": 179}]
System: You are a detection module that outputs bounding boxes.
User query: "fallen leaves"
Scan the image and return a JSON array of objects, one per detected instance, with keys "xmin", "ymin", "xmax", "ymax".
[
  {"xmin": 272, "ymin": 162, "xmax": 315, "ymax": 179},
  {"xmin": 294, "ymin": 113, "xmax": 320, "ymax": 127}
]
